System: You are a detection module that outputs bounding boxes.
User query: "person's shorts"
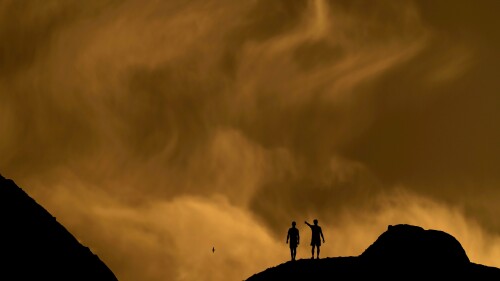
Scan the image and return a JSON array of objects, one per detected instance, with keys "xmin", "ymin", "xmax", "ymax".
[{"xmin": 310, "ymin": 239, "xmax": 321, "ymax": 246}]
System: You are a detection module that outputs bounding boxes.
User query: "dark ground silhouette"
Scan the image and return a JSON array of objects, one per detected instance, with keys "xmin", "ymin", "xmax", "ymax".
[
  {"xmin": 0, "ymin": 174, "xmax": 118, "ymax": 281},
  {"xmin": 247, "ymin": 224, "xmax": 500, "ymax": 280}
]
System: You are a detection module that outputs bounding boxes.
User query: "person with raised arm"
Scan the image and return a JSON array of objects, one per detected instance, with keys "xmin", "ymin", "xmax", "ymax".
[{"xmin": 305, "ymin": 219, "xmax": 325, "ymax": 259}]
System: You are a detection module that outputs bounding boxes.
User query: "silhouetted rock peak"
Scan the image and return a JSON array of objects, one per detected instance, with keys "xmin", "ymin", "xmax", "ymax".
[
  {"xmin": 361, "ymin": 224, "xmax": 469, "ymax": 266},
  {"xmin": 0, "ymin": 175, "xmax": 118, "ymax": 281}
]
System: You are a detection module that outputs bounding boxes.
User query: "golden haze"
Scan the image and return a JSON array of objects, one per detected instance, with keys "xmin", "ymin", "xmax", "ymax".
[{"xmin": 1, "ymin": 1, "xmax": 499, "ymax": 281}]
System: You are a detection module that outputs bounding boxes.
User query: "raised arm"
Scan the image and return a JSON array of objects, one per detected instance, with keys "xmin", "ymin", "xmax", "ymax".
[{"xmin": 305, "ymin": 221, "xmax": 311, "ymax": 227}]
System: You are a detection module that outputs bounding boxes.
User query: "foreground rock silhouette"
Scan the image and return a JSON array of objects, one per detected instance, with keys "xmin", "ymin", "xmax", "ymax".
[
  {"xmin": 246, "ymin": 224, "xmax": 500, "ymax": 280},
  {"xmin": 0, "ymin": 174, "xmax": 118, "ymax": 281}
]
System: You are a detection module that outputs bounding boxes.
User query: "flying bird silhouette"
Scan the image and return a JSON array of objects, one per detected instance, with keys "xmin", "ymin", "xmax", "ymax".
[{"xmin": 212, "ymin": 246, "xmax": 215, "ymax": 253}]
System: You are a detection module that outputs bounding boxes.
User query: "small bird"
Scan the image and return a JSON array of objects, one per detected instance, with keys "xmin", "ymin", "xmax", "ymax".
[{"xmin": 212, "ymin": 246, "xmax": 215, "ymax": 253}]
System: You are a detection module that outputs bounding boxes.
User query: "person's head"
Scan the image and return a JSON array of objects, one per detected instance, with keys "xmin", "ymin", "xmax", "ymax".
[
  {"xmin": 313, "ymin": 219, "xmax": 318, "ymax": 225},
  {"xmin": 292, "ymin": 221, "xmax": 296, "ymax": 227}
]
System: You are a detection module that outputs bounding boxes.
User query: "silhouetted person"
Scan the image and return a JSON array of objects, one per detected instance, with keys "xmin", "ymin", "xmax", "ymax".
[
  {"xmin": 305, "ymin": 219, "xmax": 325, "ymax": 259},
  {"xmin": 286, "ymin": 221, "xmax": 300, "ymax": 261}
]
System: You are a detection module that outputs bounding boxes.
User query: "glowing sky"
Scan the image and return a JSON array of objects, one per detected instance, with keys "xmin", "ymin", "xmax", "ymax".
[{"xmin": 1, "ymin": 1, "xmax": 499, "ymax": 280}]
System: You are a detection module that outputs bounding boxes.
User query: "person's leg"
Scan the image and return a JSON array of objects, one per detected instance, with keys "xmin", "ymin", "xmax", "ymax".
[
  {"xmin": 317, "ymin": 246, "xmax": 320, "ymax": 259},
  {"xmin": 311, "ymin": 246, "xmax": 314, "ymax": 259},
  {"xmin": 292, "ymin": 247, "xmax": 296, "ymax": 260}
]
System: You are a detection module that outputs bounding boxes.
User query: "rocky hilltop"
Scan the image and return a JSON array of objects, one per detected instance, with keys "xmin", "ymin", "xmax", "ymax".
[{"xmin": 246, "ymin": 224, "xmax": 500, "ymax": 280}]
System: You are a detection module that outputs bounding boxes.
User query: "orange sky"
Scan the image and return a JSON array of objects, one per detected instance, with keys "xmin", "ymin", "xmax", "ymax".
[{"xmin": 1, "ymin": 1, "xmax": 499, "ymax": 281}]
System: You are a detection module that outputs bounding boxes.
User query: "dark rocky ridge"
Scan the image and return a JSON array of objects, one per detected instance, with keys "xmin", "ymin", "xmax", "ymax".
[
  {"xmin": 361, "ymin": 224, "xmax": 469, "ymax": 266},
  {"xmin": 246, "ymin": 224, "xmax": 500, "ymax": 280},
  {"xmin": 0, "ymin": 174, "xmax": 118, "ymax": 281}
]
